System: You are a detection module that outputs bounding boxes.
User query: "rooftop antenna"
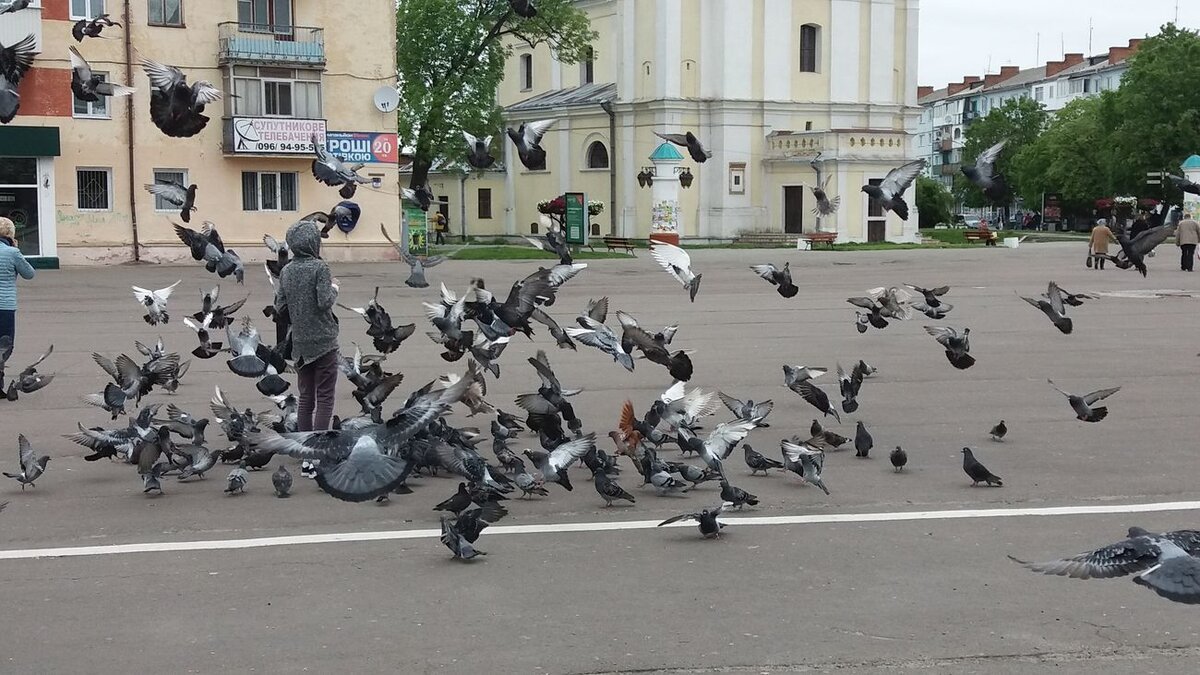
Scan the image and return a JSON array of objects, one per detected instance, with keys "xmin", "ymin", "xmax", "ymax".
[
  {"xmin": 1176, "ymin": 0, "xmax": 1181, "ymax": 23},
  {"xmin": 1060, "ymin": 33, "xmax": 1065, "ymax": 59},
  {"xmin": 1088, "ymin": 17, "xmax": 1093, "ymax": 55},
  {"xmin": 1035, "ymin": 32, "xmax": 1040, "ymax": 64}
]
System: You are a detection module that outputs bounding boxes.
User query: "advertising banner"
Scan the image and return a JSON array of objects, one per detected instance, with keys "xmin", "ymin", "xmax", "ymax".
[
  {"xmin": 564, "ymin": 192, "xmax": 587, "ymax": 246},
  {"xmin": 325, "ymin": 132, "xmax": 399, "ymax": 164},
  {"xmin": 230, "ymin": 118, "xmax": 327, "ymax": 154},
  {"xmin": 403, "ymin": 203, "xmax": 429, "ymax": 255}
]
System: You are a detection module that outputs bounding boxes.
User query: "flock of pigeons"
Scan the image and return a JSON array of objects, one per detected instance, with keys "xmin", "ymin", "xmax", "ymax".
[{"xmin": 5, "ymin": 1, "xmax": 1200, "ymax": 603}]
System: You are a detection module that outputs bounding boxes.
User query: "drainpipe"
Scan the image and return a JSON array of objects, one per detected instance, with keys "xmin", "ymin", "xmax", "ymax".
[
  {"xmin": 458, "ymin": 171, "xmax": 467, "ymax": 243},
  {"xmin": 123, "ymin": 0, "xmax": 140, "ymax": 261},
  {"xmin": 600, "ymin": 99, "xmax": 617, "ymax": 236}
]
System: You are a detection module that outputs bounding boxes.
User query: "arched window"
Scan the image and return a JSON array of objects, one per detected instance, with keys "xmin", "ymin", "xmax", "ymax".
[
  {"xmin": 586, "ymin": 141, "xmax": 609, "ymax": 169},
  {"xmin": 800, "ymin": 24, "xmax": 820, "ymax": 73}
]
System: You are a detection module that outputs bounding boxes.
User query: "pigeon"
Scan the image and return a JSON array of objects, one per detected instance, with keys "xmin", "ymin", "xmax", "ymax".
[
  {"xmin": 961, "ymin": 447, "xmax": 1001, "ymax": 487},
  {"xmin": 719, "ymin": 478, "xmax": 758, "ymax": 509},
  {"xmin": 837, "ymin": 361, "xmax": 867, "ymax": 414},
  {"xmin": 678, "ymin": 419, "xmax": 756, "ymax": 474},
  {"xmin": 1108, "ymin": 225, "xmax": 1174, "ymax": 277},
  {"xmin": 854, "ymin": 421, "xmax": 873, "ymax": 458},
  {"xmin": 173, "ymin": 222, "xmax": 244, "ymax": 283},
  {"xmin": 73, "ymin": 14, "xmax": 121, "ymax": 41},
  {"xmin": 175, "ymin": 444, "xmax": 223, "ymax": 481},
  {"xmin": 961, "ymin": 140, "xmax": 1009, "ymax": 203},
  {"xmin": 3, "ymin": 434, "xmax": 49, "ymax": 489},
  {"xmin": 507, "ymin": 119, "xmax": 555, "ymax": 171},
  {"xmin": 225, "ymin": 461, "xmax": 248, "ymax": 494},
  {"xmin": 3, "ymin": 343, "xmax": 53, "ymax": 397},
  {"xmin": 84, "ymin": 353, "xmax": 178, "ymax": 418},
  {"xmin": 653, "ymin": 131, "xmax": 712, "ymax": 163},
  {"xmin": 846, "ymin": 295, "xmax": 891, "ymax": 330},
  {"xmin": 780, "ymin": 439, "xmax": 829, "ymax": 495},
  {"xmin": 524, "ymin": 225, "xmax": 575, "ymax": 265},
  {"xmin": 1009, "ymin": 527, "xmax": 1200, "ymax": 605},
  {"xmin": 593, "ymin": 470, "xmax": 636, "ymax": 506},
  {"xmin": 1047, "ymin": 380, "xmax": 1121, "ymax": 423},
  {"xmin": 649, "ymin": 242, "xmax": 702, "ymax": 302},
  {"xmin": 225, "ymin": 317, "xmax": 272, "ymax": 379},
  {"xmin": 789, "ymin": 379, "xmax": 840, "ymax": 423},
  {"xmin": 463, "ymin": 131, "xmax": 495, "ymax": 169},
  {"xmin": 379, "ymin": 223, "xmax": 446, "ymax": 288},
  {"xmin": 514, "ymin": 471, "xmax": 549, "ymax": 499},
  {"xmin": 750, "ymin": 263, "xmax": 798, "ymax": 298},
  {"xmin": 668, "ymin": 462, "xmax": 719, "ymax": 488},
  {"xmin": 0, "ymin": 0, "xmax": 31, "ymax": 15},
  {"xmin": 182, "ymin": 315, "xmax": 224, "ymax": 359},
  {"xmin": 145, "ymin": 180, "xmax": 197, "ymax": 223},
  {"xmin": 616, "ymin": 311, "xmax": 692, "ymax": 382},
  {"xmin": 743, "ymin": 444, "xmax": 783, "ymax": 476},
  {"xmin": 658, "ymin": 505, "xmax": 726, "ymax": 539},
  {"xmin": 138, "ymin": 53, "xmax": 219, "ymax": 138},
  {"xmin": 912, "ymin": 301, "xmax": 953, "ymax": 320},
  {"xmin": 68, "ymin": 46, "xmax": 135, "ymax": 103},
  {"xmin": 718, "ymin": 392, "xmax": 773, "ymax": 428},
  {"xmin": 272, "ymin": 464, "xmax": 292, "ymax": 497},
  {"xmin": 650, "ymin": 468, "xmax": 691, "ymax": 496},
  {"xmin": 401, "ymin": 185, "xmax": 436, "ymax": 212},
  {"xmin": 1169, "ymin": 174, "xmax": 1200, "ymax": 196},
  {"xmin": 1050, "ymin": 285, "xmax": 1096, "ymax": 308},
  {"xmin": 440, "ymin": 501, "xmax": 508, "ymax": 560},
  {"xmin": 433, "ymin": 482, "xmax": 475, "ymax": 515},
  {"xmin": 990, "ymin": 420, "xmax": 1007, "ymax": 442},
  {"xmin": 523, "ymin": 433, "xmax": 596, "ymax": 491},
  {"xmin": 566, "ymin": 314, "xmax": 635, "ymax": 372},
  {"xmin": 342, "ymin": 287, "xmax": 417, "ymax": 355},
  {"xmin": 130, "ymin": 280, "xmax": 180, "ymax": 326},
  {"xmin": 782, "ymin": 365, "xmax": 827, "ymax": 388},
  {"xmin": 0, "ymin": 34, "xmax": 36, "ymax": 124},
  {"xmin": 889, "ymin": 446, "xmax": 907, "ymax": 472},
  {"xmin": 924, "ymin": 326, "xmax": 974, "ymax": 370},
  {"xmin": 809, "ymin": 176, "xmax": 841, "ymax": 216},
  {"xmin": 861, "ymin": 159, "xmax": 926, "ymax": 220},
  {"xmin": 508, "ymin": 0, "xmax": 537, "ymax": 19},
  {"xmin": 1019, "ymin": 281, "xmax": 1072, "ymax": 334},
  {"xmin": 904, "ymin": 283, "xmax": 950, "ymax": 309},
  {"xmin": 310, "ymin": 133, "xmax": 371, "ymax": 198}
]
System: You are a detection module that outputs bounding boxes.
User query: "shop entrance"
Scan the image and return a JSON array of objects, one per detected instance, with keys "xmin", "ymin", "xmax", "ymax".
[{"xmin": 0, "ymin": 157, "xmax": 40, "ymax": 256}]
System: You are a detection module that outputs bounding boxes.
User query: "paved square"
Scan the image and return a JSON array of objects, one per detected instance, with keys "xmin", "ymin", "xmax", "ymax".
[{"xmin": 2, "ymin": 242, "xmax": 1200, "ymax": 673}]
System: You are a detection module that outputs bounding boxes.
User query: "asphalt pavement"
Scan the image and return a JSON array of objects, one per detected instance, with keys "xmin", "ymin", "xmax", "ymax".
[{"xmin": 2, "ymin": 242, "xmax": 1200, "ymax": 673}]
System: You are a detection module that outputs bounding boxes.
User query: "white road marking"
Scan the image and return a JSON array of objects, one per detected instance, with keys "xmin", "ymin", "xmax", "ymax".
[{"xmin": 3, "ymin": 500, "xmax": 1199, "ymax": 560}]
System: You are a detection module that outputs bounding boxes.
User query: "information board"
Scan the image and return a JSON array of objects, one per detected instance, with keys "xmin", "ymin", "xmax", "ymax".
[{"xmin": 564, "ymin": 192, "xmax": 587, "ymax": 246}]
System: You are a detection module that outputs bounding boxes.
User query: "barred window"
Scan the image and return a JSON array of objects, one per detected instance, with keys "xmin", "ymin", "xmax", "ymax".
[
  {"xmin": 242, "ymin": 171, "xmax": 298, "ymax": 211},
  {"xmin": 152, "ymin": 170, "xmax": 187, "ymax": 211},
  {"xmin": 76, "ymin": 168, "xmax": 112, "ymax": 211}
]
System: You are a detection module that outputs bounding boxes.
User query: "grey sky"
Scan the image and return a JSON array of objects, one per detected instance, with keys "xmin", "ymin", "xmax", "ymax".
[{"xmin": 918, "ymin": 0, "xmax": 1200, "ymax": 88}]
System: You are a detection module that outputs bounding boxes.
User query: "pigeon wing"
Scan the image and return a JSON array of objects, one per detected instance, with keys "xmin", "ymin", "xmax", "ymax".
[
  {"xmin": 1132, "ymin": 555, "xmax": 1200, "ymax": 604},
  {"xmin": 1081, "ymin": 386, "xmax": 1121, "ymax": 406},
  {"xmin": 17, "ymin": 434, "xmax": 34, "ymax": 472},
  {"xmin": 522, "ymin": 119, "xmax": 556, "ymax": 146},
  {"xmin": 653, "ymin": 131, "xmax": 690, "ymax": 147},
  {"xmin": 879, "ymin": 159, "xmax": 927, "ymax": 199},
  {"xmin": 547, "ymin": 433, "xmax": 596, "ymax": 473},
  {"xmin": 1010, "ymin": 536, "xmax": 1161, "ymax": 579},
  {"xmin": 705, "ymin": 419, "xmax": 756, "ymax": 460},
  {"xmin": 973, "ymin": 140, "xmax": 1007, "ymax": 179},
  {"xmin": 649, "ymin": 242, "xmax": 693, "ymax": 286}
]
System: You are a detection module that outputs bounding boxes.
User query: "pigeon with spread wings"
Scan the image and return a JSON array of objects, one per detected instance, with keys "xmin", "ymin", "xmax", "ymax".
[
  {"xmin": 139, "ymin": 53, "xmax": 220, "ymax": 138},
  {"xmin": 861, "ymin": 159, "xmax": 926, "ymax": 221},
  {"xmin": 0, "ymin": 34, "xmax": 36, "ymax": 124},
  {"xmin": 653, "ymin": 131, "xmax": 712, "ymax": 163},
  {"xmin": 809, "ymin": 175, "xmax": 841, "ymax": 216},
  {"xmin": 650, "ymin": 242, "xmax": 702, "ymax": 302},
  {"xmin": 1047, "ymin": 379, "xmax": 1120, "ymax": 423},
  {"xmin": 69, "ymin": 46, "xmax": 135, "ymax": 103},
  {"xmin": 131, "ymin": 280, "xmax": 180, "ymax": 326},
  {"xmin": 961, "ymin": 140, "xmax": 1009, "ymax": 203},
  {"xmin": 311, "ymin": 133, "xmax": 371, "ymax": 199},
  {"xmin": 924, "ymin": 326, "xmax": 975, "ymax": 370},
  {"xmin": 507, "ymin": 119, "xmax": 555, "ymax": 171},
  {"xmin": 463, "ymin": 131, "xmax": 495, "ymax": 169}
]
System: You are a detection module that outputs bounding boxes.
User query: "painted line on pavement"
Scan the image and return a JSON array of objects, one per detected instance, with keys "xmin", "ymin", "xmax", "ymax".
[{"xmin": 2, "ymin": 500, "xmax": 1199, "ymax": 561}]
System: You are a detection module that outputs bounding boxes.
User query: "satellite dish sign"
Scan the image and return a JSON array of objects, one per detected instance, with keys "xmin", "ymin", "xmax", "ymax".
[{"xmin": 374, "ymin": 87, "xmax": 400, "ymax": 113}]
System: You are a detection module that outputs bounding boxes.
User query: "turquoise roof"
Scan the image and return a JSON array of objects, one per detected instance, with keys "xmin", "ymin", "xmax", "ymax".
[
  {"xmin": 649, "ymin": 142, "xmax": 685, "ymax": 162},
  {"xmin": 1182, "ymin": 155, "xmax": 1200, "ymax": 170}
]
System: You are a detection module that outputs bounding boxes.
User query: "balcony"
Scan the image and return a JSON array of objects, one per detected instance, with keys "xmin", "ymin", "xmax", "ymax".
[
  {"xmin": 0, "ymin": 4, "xmax": 42, "ymax": 53},
  {"xmin": 765, "ymin": 131, "xmax": 825, "ymax": 160},
  {"xmin": 936, "ymin": 138, "xmax": 953, "ymax": 152},
  {"xmin": 218, "ymin": 22, "xmax": 326, "ymax": 67}
]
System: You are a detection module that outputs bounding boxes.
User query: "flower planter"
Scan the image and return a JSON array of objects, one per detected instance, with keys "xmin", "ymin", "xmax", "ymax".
[{"xmin": 649, "ymin": 232, "xmax": 679, "ymax": 247}]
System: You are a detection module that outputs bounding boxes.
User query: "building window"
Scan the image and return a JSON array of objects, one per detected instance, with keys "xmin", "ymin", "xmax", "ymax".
[
  {"xmin": 477, "ymin": 188, "xmax": 493, "ymax": 219},
  {"xmin": 581, "ymin": 46, "xmax": 594, "ymax": 85},
  {"xmin": 71, "ymin": 0, "xmax": 105, "ymax": 20},
  {"xmin": 76, "ymin": 168, "xmax": 112, "ymax": 211},
  {"xmin": 1068, "ymin": 79, "xmax": 1085, "ymax": 95},
  {"xmin": 148, "ymin": 0, "xmax": 184, "ymax": 26},
  {"xmin": 152, "ymin": 169, "xmax": 188, "ymax": 211},
  {"xmin": 72, "ymin": 72, "xmax": 110, "ymax": 118},
  {"xmin": 232, "ymin": 66, "xmax": 321, "ymax": 118},
  {"xmin": 799, "ymin": 24, "xmax": 820, "ymax": 73},
  {"xmin": 238, "ymin": 0, "xmax": 293, "ymax": 34},
  {"xmin": 953, "ymin": 128, "xmax": 961, "ymax": 139},
  {"xmin": 519, "ymin": 54, "xmax": 533, "ymax": 91},
  {"xmin": 728, "ymin": 163, "xmax": 746, "ymax": 195},
  {"xmin": 585, "ymin": 141, "xmax": 609, "ymax": 169},
  {"xmin": 241, "ymin": 171, "xmax": 298, "ymax": 211},
  {"xmin": 1033, "ymin": 87, "xmax": 1043, "ymax": 102}
]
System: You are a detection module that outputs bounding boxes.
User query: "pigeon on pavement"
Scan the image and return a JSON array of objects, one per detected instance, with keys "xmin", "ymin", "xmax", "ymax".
[
  {"xmin": 594, "ymin": 470, "xmax": 636, "ymax": 506},
  {"xmin": 990, "ymin": 420, "xmax": 1007, "ymax": 442},
  {"xmin": 889, "ymin": 446, "xmax": 907, "ymax": 472},
  {"xmin": 272, "ymin": 464, "xmax": 292, "ymax": 497},
  {"xmin": 961, "ymin": 447, "xmax": 1001, "ymax": 487},
  {"xmin": 719, "ymin": 478, "xmax": 758, "ymax": 509},
  {"xmin": 743, "ymin": 444, "xmax": 782, "ymax": 476},
  {"xmin": 658, "ymin": 505, "xmax": 726, "ymax": 538},
  {"xmin": 441, "ymin": 501, "xmax": 508, "ymax": 560},
  {"xmin": 854, "ymin": 421, "xmax": 873, "ymax": 458}
]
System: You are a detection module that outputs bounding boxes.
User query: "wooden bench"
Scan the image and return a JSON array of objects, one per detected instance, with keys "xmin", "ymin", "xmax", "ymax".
[
  {"xmin": 799, "ymin": 231, "xmax": 838, "ymax": 249},
  {"xmin": 602, "ymin": 235, "xmax": 637, "ymax": 255},
  {"xmin": 963, "ymin": 229, "xmax": 998, "ymax": 245}
]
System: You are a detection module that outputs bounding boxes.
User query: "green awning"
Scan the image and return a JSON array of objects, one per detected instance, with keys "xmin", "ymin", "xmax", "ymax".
[{"xmin": 0, "ymin": 127, "xmax": 61, "ymax": 157}]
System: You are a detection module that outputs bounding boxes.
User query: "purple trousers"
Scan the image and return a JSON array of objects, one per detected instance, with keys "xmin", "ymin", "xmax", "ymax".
[{"xmin": 297, "ymin": 350, "xmax": 339, "ymax": 431}]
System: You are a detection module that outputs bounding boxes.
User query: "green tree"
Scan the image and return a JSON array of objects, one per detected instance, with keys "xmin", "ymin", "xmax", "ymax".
[
  {"xmin": 396, "ymin": 0, "xmax": 596, "ymax": 190},
  {"xmin": 1011, "ymin": 95, "xmax": 1118, "ymax": 214},
  {"xmin": 1108, "ymin": 23, "xmax": 1200, "ymax": 196},
  {"xmin": 915, "ymin": 176, "xmax": 954, "ymax": 228},
  {"xmin": 954, "ymin": 97, "xmax": 1049, "ymax": 208}
]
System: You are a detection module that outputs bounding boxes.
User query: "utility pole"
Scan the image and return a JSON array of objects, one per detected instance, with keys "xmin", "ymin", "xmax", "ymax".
[{"xmin": 1035, "ymin": 32, "xmax": 1040, "ymax": 65}]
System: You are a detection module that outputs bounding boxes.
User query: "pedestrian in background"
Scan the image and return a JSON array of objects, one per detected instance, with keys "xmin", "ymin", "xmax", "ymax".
[
  {"xmin": 434, "ymin": 212, "xmax": 448, "ymax": 245},
  {"xmin": 1089, "ymin": 218, "xmax": 1115, "ymax": 270},
  {"xmin": 0, "ymin": 217, "xmax": 36, "ymax": 346},
  {"xmin": 274, "ymin": 219, "xmax": 340, "ymax": 431},
  {"xmin": 1176, "ymin": 212, "xmax": 1200, "ymax": 273}
]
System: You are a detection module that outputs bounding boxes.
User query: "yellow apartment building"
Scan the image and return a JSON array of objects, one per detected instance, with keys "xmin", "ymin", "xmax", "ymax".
[
  {"xmin": 426, "ymin": 0, "xmax": 922, "ymax": 244},
  {"xmin": 0, "ymin": 0, "xmax": 399, "ymax": 266}
]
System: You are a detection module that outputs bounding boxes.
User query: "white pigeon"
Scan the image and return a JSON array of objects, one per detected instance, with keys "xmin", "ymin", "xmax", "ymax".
[
  {"xmin": 649, "ymin": 242, "xmax": 702, "ymax": 302},
  {"xmin": 131, "ymin": 280, "xmax": 181, "ymax": 326}
]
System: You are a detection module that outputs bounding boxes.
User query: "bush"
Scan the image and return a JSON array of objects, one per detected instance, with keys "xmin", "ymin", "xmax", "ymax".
[{"xmin": 916, "ymin": 176, "xmax": 954, "ymax": 230}]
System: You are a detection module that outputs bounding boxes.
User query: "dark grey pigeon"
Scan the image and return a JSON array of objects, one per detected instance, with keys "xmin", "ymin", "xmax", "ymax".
[
  {"xmin": 743, "ymin": 444, "xmax": 783, "ymax": 475},
  {"xmin": 837, "ymin": 361, "xmax": 867, "ymax": 414},
  {"xmin": 989, "ymin": 420, "xmax": 1007, "ymax": 442},
  {"xmin": 889, "ymin": 446, "xmax": 907, "ymax": 472},
  {"xmin": 0, "ymin": 34, "xmax": 36, "ymax": 124},
  {"xmin": 658, "ymin": 505, "xmax": 726, "ymax": 539},
  {"xmin": 1048, "ymin": 380, "xmax": 1120, "ymax": 423},
  {"xmin": 809, "ymin": 176, "xmax": 841, "ymax": 216},
  {"xmin": 924, "ymin": 325, "xmax": 974, "ymax": 370},
  {"xmin": 507, "ymin": 119, "xmax": 555, "ymax": 171},
  {"xmin": 139, "ymin": 54, "xmax": 219, "ymax": 138},
  {"xmin": 1010, "ymin": 527, "xmax": 1200, "ymax": 605},
  {"xmin": 961, "ymin": 447, "xmax": 1001, "ymax": 487},
  {"xmin": 1019, "ymin": 281, "xmax": 1072, "ymax": 334},
  {"xmin": 146, "ymin": 180, "xmax": 198, "ymax": 223},
  {"xmin": 310, "ymin": 133, "xmax": 371, "ymax": 197},
  {"xmin": 854, "ymin": 421, "xmax": 873, "ymax": 458},
  {"xmin": 780, "ymin": 439, "xmax": 829, "ymax": 494},
  {"xmin": 960, "ymin": 140, "xmax": 1009, "ymax": 203},
  {"xmin": 719, "ymin": 478, "xmax": 758, "ymax": 509},
  {"xmin": 463, "ymin": 131, "xmax": 495, "ymax": 169},
  {"xmin": 861, "ymin": 159, "xmax": 926, "ymax": 220},
  {"xmin": 509, "ymin": 0, "xmax": 537, "ymax": 18},
  {"xmin": 718, "ymin": 391, "xmax": 773, "ymax": 428},
  {"xmin": 593, "ymin": 470, "xmax": 635, "ymax": 506},
  {"xmin": 441, "ymin": 501, "xmax": 508, "ymax": 560},
  {"xmin": 73, "ymin": 14, "xmax": 121, "ymax": 42},
  {"xmin": 750, "ymin": 263, "xmax": 798, "ymax": 298},
  {"xmin": 69, "ymin": 46, "xmax": 135, "ymax": 103},
  {"xmin": 653, "ymin": 131, "xmax": 712, "ymax": 163},
  {"xmin": 1169, "ymin": 174, "xmax": 1200, "ymax": 196},
  {"xmin": 1110, "ymin": 224, "xmax": 1174, "ymax": 277},
  {"xmin": 904, "ymin": 283, "xmax": 950, "ymax": 309},
  {"xmin": 790, "ymin": 379, "xmax": 840, "ymax": 423},
  {"xmin": 272, "ymin": 464, "xmax": 292, "ymax": 497}
]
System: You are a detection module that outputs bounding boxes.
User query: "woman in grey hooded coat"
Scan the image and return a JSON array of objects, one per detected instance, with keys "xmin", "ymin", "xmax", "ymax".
[{"xmin": 275, "ymin": 220, "xmax": 340, "ymax": 431}]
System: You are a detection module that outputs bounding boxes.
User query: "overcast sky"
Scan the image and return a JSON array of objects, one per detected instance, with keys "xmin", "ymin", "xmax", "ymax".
[{"xmin": 918, "ymin": 0, "xmax": 1200, "ymax": 88}]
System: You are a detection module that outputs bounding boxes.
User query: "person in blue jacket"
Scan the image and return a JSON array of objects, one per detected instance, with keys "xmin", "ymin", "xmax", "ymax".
[{"xmin": 0, "ymin": 217, "xmax": 36, "ymax": 346}]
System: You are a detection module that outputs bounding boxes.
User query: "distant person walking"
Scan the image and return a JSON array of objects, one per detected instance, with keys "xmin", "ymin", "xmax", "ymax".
[
  {"xmin": 0, "ymin": 217, "xmax": 36, "ymax": 346},
  {"xmin": 434, "ymin": 212, "xmax": 447, "ymax": 245},
  {"xmin": 1176, "ymin": 212, "xmax": 1200, "ymax": 272},
  {"xmin": 1089, "ymin": 218, "xmax": 1116, "ymax": 270}
]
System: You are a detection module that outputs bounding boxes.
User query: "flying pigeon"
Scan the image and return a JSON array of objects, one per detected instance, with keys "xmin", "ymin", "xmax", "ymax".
[
  {"xmin": 0, "ymin": 1, "xmax": 32, "ymax": 15},
  {"xmin": 1019, "ymin": 281, "xmax": 1072, "ymax": 334},
  {"xmin": 182, "ymin": 315, "xmax": 224, "ymax": 359},
  {"xmin": 1106, "ymin": 225, "xmax": 1174, "ymax": 277},
  {"xmin": 912, "ymin": 301, "xmax": 953, "ymax": 319},
  {"xmin": 463, "ymin": 131, "xmax": 495, "ymax": 169},
  {"xmin": 904, "ymin": 283, "xmax": 950, "ymax": 309},
  {"xmin": 781, "ymin": 439, "xmax": 830, "ymax": 495},
  {"xmin": 861, "ymin": 159, "xmax": 926, "ymax": 220},
  {"xmin": 311, "ymin": 133, "xmax": 372, "ymax": 198},
  {"xmin": 508, "ymin": 0, "xmax": 537, "ymax": 18},
  {"xmin": 146, "ymin": 180, "xmax": 198, "ymax": 223},
  {"xmin": 649, "ymin": 242, "xmax": 702, "ymax": 302},
  {"xmin": 566, "ymin": 308, "xmax": 634, "ymax": 372},
  {"xmin": 677, "ymin": 419, "xmax": 757, "ymax": 474},
  {"xmin": 524, "ymin": 225, "xmax": 574, "ymax": 265},
  {"xmin": 523, "ymin": 434, "xmax": 596, "ymax": 492},
  {"xmin": 1, "ymin": 342, "xmax": 54, "ymax": 398},
  {"xmin": 139, "ymin": 53, "xmax": 220, "ymax": 138},
  {"xmin": 809, "ymin": 176, "xmax": 841, "ymax": 216},
  {"xmin": 173, "ymin": 221, "xmax": 244, "ymax": 283},
  {"xmin": 3, "ymin": 434, "xmax": 49, "ymax": 489},
  {"xmin": 1010, "ymin": 527, "xmax": 1200, "ymax": 605},
  {"xmin": 1047, "ymin": 380, "xmax": 1120, "ymax": 423},
  {"xmin": 69, "ymin": 46, "xmax": 135, "ymax": 103},
  {"xmin": 507, "ymin": 119, "xmax": 555, "ymax": 171},
  {"xmin": 73, "ymin": 14, "xmax": 121, "ymax": 42},
  {"xmin": 616, "ymin": 311, "xmax": 692, "ymax": 381},
  {"xmin": 782, "ymin": 365, "xmax": 826, "ymax": 388},
  {"xmin": 889, "ymin": 446, "xmax": 907, "ymax": 472},
  {"xmin": 924, "ymin": 326, "xmax": 974, "ymax": 370},
  {"xmin": 854, "ymin": 421, "xmax": 873, "ymax": 458},
  {"xmin": 653, "ymin": 131, "xmax": 712, "ymax": 163},
  {"xmin": 961, "ymin": 447, "xmax": 1001, "ymax": 487},
  {"xmin": 131, "ymin": 280, "xmax": 180, "ymax": 326},
  {"xmin": 750, "ymin": 263, "xmax": 798, "ymax": 298},
  {"xmin": 989, "ymin": 420, "xmax": 1007, "ymax": 442},
  {"xmin": 0, "ymin": 34, "xmax": 36, "ymax": 124},
  {"xmin": 961, "ymin": 140, "xmax": 1009, "ymax": 203},
  {"xmin": 789, "ymin": 379, "xmax": 840, "ymax": 423},
  {"xmin": 718, "ymin": 392, "xmax": 773, "ymax": 428},
  {"xmin": 658, "ymin": 505, "xmax": 726, "ymax": 539},
  {"xmin": 441, "ymin": 501, "xmax": 508, "ymax": 560},
  {"xmin": 1169, "ymin": 174, "xmax": 1200, "ymax": 196},
  {"xmin": 837, "ymin": 361, "xmax": 867, "ymax": 414}
]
